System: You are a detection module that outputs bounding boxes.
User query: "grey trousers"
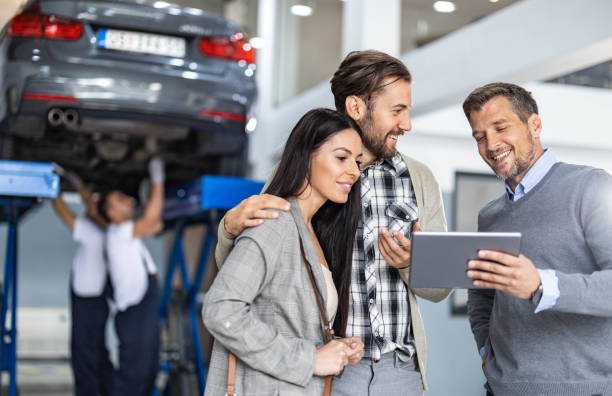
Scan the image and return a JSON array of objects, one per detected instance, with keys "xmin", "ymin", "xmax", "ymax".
[{"xmin": 332, "ymin": 353, "xmax": 424, "ymax": 396}]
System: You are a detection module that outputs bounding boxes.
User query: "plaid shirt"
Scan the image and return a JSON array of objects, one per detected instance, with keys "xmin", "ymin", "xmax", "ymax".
[{"xmin": 346, "ymin": 153, "xmax": 418, "ymax": 360}]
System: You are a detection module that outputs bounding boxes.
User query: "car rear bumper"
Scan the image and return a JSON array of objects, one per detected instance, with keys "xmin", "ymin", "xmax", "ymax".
[{"xmin": 4, "ymin": 57, "xmax": 256, "ymax": 132}]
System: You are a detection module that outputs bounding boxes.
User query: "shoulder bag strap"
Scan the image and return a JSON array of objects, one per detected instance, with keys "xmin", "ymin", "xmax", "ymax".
[
  {"xmin": 299, "ymin": 239, "xmax": 334, "ymax": 341},
  {"xmin": 227, "ymin": 351, "xmax": 236, "ymax": 396},
  {"xmin": 299, "ymin": 238, "xmax": 333, "ymax": 396}
]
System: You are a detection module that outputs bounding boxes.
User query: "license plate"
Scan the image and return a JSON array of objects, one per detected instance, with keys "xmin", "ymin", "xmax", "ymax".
[{"xmin": 97, "ymin": 29, "xmax": 186, "ymax": 58}]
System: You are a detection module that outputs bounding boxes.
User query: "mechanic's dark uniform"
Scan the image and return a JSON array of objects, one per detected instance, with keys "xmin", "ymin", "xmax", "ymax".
[
  {"xmin": 71, "ymin": 217, "xmax": 113, "ymax": 396},
  {"xmin": 106, "ymin": 220, "xmax": 159, "ymax": 396}
]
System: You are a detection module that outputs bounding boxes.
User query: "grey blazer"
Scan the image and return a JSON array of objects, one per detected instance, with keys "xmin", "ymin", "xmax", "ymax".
[{"xmin": 202, "ymin": 196, "xmax": 331, "ymax": 395}]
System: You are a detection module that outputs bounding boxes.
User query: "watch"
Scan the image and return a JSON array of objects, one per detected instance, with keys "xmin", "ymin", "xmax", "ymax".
[{"xmin": 530, "ymin": 282, "xmax": 543, "ymax": 306}]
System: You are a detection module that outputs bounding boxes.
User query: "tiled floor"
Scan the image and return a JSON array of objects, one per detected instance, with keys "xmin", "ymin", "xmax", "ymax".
[{"xmin": 1, "ymin": 360, "xmax": 73, "ymax": 396}]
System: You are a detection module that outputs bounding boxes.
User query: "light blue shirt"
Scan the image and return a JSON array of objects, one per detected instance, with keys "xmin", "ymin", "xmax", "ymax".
[{"xmin": 505, "ymin": 149, "xmax": 560, "ymax": 314}]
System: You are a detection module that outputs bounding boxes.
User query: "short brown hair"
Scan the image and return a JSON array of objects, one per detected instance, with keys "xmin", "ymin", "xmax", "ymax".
[
  {"xmin": 330, "ymin": 50, "xmax": 412, "ymax": 114},
  {"xmin": 463, "ymin": 82, "xmax": 538, "ymax": 124}
]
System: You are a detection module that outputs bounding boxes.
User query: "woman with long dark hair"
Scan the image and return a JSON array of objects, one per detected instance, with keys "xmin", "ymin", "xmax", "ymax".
[{"xmin": 203, "ymin": 108, "xmax": 364, "ymax": 395}]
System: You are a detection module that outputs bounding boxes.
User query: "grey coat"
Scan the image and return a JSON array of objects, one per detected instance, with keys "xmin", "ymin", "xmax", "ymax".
[{"xmin": 202, "ymin": 196, "xmax": 331, "ymax": 395}]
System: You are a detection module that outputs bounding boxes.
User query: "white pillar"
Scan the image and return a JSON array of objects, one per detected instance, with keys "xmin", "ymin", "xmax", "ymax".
[
  {"xmin": 276, "ymin": 1, "xmax": 301, "ymax": 103},
  {"xmin": 342, "ymin": 0, "xmax": 401, "ymax": 57},
  {"xmin": 248, "ymin": 0, "xmax": 278, "ymax": 180}
]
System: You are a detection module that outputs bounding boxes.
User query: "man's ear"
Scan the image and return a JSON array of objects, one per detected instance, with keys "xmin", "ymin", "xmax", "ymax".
[
  {"xmin": 345, "ymin": 95, "xmax": 367, "ymax": 122},
  {"xmin": 528, "ymin": 113, "xmax": 542, "ymax": 138}
]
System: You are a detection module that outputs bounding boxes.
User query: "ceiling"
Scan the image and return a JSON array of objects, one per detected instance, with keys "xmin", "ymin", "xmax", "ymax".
[{"xmin": 401, "ymin": 0, "xmax": 520, "ymax": 51}]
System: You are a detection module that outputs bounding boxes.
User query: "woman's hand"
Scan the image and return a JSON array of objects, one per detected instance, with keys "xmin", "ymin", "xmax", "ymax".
[
  {"xmin": 314, "ymin": 340, "xmax": 351, "ymax": 376},
  {"xmin": 337, "ymin": 336, "xmax": 364, "ymax": 365}
]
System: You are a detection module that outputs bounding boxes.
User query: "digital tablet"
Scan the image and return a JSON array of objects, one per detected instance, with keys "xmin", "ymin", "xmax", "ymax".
[{"xmin": 409, "ymin": 232, "xmax": 522, "ymax": 289}]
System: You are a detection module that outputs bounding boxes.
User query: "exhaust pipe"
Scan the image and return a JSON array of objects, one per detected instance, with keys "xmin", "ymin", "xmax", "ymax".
[
  {"xmin": 64, "ymin": 109, "xmax": 79, "ymax": 129},
  {"xmin": 47, "ymin": 108, "xmax": 64, "ymax": 127}
]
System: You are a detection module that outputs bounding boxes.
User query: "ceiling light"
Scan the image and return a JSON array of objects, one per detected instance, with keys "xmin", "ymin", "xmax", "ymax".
[
  {"xmin": 433, "ymin": 1, "xmax": 456, "ymax": 13},
  {"xmin": 291, "ymin": 5, "xmax": 313, "ymax": 17},
  {"xmin": 489, "ymin": 0, "xmax": 500, "ymax": 2}
]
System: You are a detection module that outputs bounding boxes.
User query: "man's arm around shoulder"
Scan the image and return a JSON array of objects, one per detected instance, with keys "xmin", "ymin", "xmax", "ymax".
[{"xmin": 214, "ymin": 193, "xmax": 290, "ymax": 269}]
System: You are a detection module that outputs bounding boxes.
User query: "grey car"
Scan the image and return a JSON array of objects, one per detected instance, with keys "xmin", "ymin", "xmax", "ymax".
[{"xmin": 0, "ymin": 0, "xmax": 257, "ymax": 194}]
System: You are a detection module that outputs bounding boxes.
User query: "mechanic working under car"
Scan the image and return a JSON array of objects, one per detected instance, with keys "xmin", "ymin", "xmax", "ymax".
[{"xmin": 97, "ymin": 157, "xmax": 164, "ymax": 396}]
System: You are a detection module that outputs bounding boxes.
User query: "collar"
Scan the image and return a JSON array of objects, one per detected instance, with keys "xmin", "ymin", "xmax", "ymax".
[
  {"xmin": 362, "ymin": 152, "xmax": 404, "ymax": 174},
  {"xmin": 505, "ymin": 148, "xmax": 557, "ymax": 201}
]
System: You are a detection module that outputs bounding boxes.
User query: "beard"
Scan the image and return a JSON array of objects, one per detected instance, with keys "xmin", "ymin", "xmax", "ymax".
[
  {"xmin": 359, "ymin": 110, "xmax": 398, "ymax": 160},
  {"xmin": 489, "ymin": 132, "xmax": 537, "ymax": 181}
]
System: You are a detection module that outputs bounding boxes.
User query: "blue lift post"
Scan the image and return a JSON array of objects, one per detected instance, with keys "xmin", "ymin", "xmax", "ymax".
[
  {"xmin": 0, "ymin": 160, "xmax": 59, "ymax": 396},
  {"xmin": 156, "ymin": 175, "xmax": 264, "ymax": 396}
]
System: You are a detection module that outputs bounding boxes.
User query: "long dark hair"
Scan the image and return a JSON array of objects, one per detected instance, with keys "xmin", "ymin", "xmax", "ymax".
[{"xmin": 264, "ymin": 108, "xmax": 362, "ymax": 337}]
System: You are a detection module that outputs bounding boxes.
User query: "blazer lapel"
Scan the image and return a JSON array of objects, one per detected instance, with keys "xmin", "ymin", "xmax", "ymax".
[{"xmin": 288, "ymin": 197, "xmax": 329, "ymax": 319}]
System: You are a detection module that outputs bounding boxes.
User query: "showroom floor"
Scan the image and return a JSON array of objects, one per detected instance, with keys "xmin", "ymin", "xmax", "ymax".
[{"xmin": 1, "ymin": 360, "xmax": 72, "ymax": 396}]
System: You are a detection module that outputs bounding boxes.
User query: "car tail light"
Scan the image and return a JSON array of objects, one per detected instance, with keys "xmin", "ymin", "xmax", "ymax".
[
  {"xmin": 43, "ymin": 15, "xmax": 83, "ymax": 40},
  {"xmin": 199, "ymin": 32, "xmax": 255, "ymax": 64},
  {"xmin": 8, "ymin": 6, "xmax": 82, "ymax": 40},
  {"xmin": 8, "ymin": 7, "xmax": 43, "ymax": 37}
]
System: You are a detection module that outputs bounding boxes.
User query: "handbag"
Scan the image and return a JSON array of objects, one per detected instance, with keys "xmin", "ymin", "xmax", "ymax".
[{"xmin": 226, "ymin": 238, "xmax": 333, "ymax": 396}]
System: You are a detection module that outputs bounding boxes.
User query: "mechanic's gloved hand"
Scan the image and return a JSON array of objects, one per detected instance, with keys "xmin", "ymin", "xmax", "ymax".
[
  {"xmin": 149, "ymin": 157, "xmax": 165, "ymax": 184},
  {"xmin": 53, "ymin": 162, "xmax": 83, "ymax": 188}
]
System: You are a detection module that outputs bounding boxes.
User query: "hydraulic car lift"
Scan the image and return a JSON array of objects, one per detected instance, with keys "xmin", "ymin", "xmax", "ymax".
[
  {"xmin": 155, "ymin": 175, "xmax": 264, "ymax": 396},
  {"xmin": 0, "ymin": 160, "xmax": 59, "ymax": 396}
]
